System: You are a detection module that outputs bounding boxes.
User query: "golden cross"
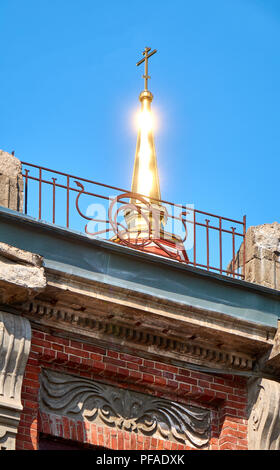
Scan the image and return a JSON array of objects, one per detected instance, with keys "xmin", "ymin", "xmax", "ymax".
[{"xmin": 136, "ymin": 47, "xmax": 157, "ymax": 91}]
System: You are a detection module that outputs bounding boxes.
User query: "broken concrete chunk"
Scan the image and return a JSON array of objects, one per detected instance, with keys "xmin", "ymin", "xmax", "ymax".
[{"xmin": 0, "ymin": 242, "xmax": 46, "ymax": 303}]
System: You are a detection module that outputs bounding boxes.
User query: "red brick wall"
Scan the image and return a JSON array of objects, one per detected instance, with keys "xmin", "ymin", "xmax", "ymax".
[{"xmin": 16, "ymin": 329, "xmax": 248, "ymax": 450}]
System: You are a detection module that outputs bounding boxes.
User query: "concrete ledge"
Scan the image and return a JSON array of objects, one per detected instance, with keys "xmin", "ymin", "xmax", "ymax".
[{"xmin": 0, "ymin": 206, "xmax": 279, "ymax": 328}]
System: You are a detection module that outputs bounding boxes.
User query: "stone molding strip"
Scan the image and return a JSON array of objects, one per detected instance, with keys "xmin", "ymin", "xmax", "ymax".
[
  {"xmin": 46, "ymin": 269, "xmax": 276, "ymax": 346},
  {"xmin": 25, "ymin": 301, "xmax": 253, "ymax": 371}
]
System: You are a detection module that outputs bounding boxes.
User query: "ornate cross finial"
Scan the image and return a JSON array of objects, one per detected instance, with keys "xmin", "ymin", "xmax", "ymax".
[{"xmin": 136, "ymin": 47, "xmax": 157, "ymax": 91}]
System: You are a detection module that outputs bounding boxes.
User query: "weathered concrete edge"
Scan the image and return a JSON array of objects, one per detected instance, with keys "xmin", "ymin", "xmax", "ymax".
[
  {"xmin": 0, "ymin": 206, "xmax": 279, "ymax": 328},
  {"xmin": 0, "ymin": 205, "xmax": 276, "ymax": 294}
]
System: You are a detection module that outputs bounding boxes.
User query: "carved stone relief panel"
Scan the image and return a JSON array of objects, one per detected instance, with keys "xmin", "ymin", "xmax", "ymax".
[
  {"xmin": 248, "ymin": 377, "xmax": 280, "ymax": 450},
  {"xmin": 40, "ymin": 368, "xmax": 211, "ymax": 448}
]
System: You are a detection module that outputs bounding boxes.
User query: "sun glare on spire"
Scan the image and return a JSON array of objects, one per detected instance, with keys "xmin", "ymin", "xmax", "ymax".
[
  {"xmin": 137, "ymin": 109, "xmax": 154, "ymax": 197},
  {"xmin": 130, "ymin": 46, "xmax": 161, "ymax": 204}
]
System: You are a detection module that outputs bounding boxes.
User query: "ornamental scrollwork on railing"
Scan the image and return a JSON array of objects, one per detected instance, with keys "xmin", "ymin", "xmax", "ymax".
[
  {"xmin": 74, "ymin": 181, "xmax": 189, "ymax": 263},
  {"xmin": 40, "ymin": 369, "xmax": 210, "ymax": 447}
]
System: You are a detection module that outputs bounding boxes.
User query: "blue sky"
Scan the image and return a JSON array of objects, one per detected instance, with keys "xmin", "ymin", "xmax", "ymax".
[{"xmin": 0, "ymin": 0, "xmax": 279, "ymax": 237}]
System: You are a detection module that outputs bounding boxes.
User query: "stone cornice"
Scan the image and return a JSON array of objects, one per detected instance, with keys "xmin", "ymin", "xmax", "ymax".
[
  {"xmin": 44, "ymin": 269, "xmax": 275, "ymax": 355},
  {"xmin": 17, "ymin": 262, "xmax": 277, "ymax": 374},
  {"xmin": 23, "ymin": 299, "xmax": 255, "ymax": 372}
]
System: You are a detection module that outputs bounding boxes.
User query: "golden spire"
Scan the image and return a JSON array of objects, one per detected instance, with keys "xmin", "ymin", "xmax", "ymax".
[
  {"xmin": 112, "ymin": 47, "xmax": 189, "ymax": 264},
  {"xmin": 130, "ymin": 47, "xmax": 161, "ymax": 203}
]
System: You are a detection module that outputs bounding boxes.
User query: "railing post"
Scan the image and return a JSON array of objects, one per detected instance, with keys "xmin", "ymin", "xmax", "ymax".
[
  {"xmin": 243, "ymin": 215, "xmax": 246, "ymax": 280},
  {"xmin": 66, "ymin": 175, "xmax": 70, "ymax": 228},
  {"xmin": 24, "ymin": 169, "xmax": 29, "ymax": 215},
  {"xmin": 205, "ymin": 219, "xmax": 210, "ymax": 271},
  {"xmin": 52, "ymin": 178, "xmax": 57, "ymax": 224},
  {"xmin": 219, "ymin": 217, "xmax": 222, "ymax": 275},
  {"xmin": 231, "ymin": 227, "xmax": 236, "ymax": 278},
  {"xmin": 193, "ymin": 210, "xmax": 196, "ymax": 267},
  {"xmin": 39, "ymin": 167, "xmax": 42, "ymax": 220}
]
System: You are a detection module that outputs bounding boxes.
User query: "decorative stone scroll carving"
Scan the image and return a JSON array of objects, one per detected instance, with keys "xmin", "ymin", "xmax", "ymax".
[
  {"xmin": 40, "ymin": 368, "xmax": 211, "ymax": 448},
  {"xmin": 248, "ymin": 377, "xmax": 280, "ymax": 450},
  {"xmin": 0, "ymin": 312, "xmax": 31, "ymax": 450}
]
